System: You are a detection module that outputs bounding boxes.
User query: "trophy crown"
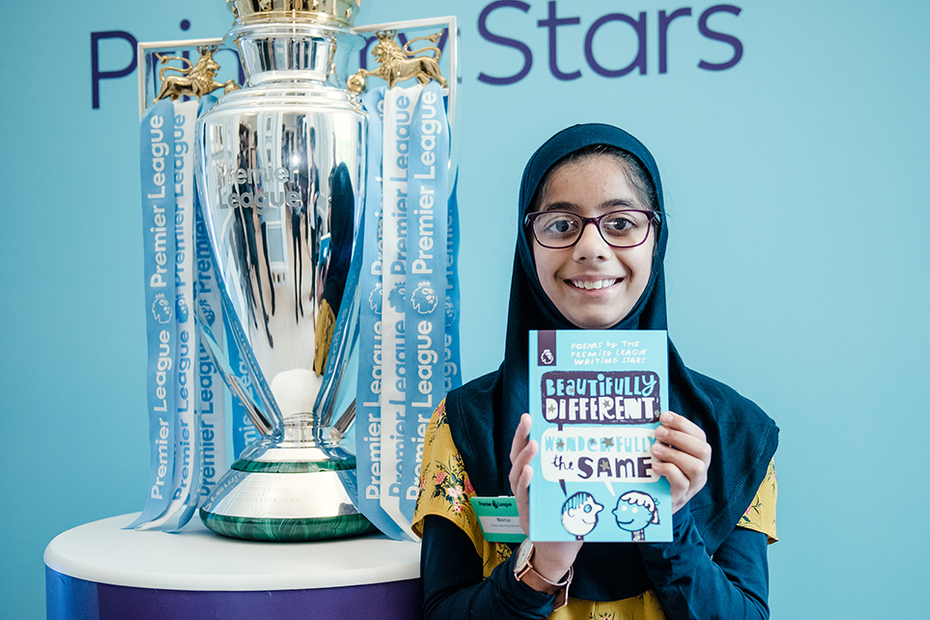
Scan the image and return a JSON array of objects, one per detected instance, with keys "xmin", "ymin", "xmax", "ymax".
[{"xmin": 226, "ymin": 0, "xmax": 362, "ymax": 28}]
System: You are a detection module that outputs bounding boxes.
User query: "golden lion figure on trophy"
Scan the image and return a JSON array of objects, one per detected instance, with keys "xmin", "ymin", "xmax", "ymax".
[
  {"xmin": 154, "ymin": 46, "xmax": 241, "ymax": 102},
  {"xmin": 348, "ymin": 30, "xmax": 447, "ymax": 93}
]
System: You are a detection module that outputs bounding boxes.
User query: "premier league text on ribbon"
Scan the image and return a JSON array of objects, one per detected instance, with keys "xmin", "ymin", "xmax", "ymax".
[
  {"xmin": 135, "ymin": 100, "xmax": 179, "ymax": 528},
  {"xmin": 355, "ymin": 77, "xmax": 456, "ymax": 535},
  {"xmin": 133, "ymin": 97, "xmax": 231, "ymax": 532},
  {"xmin": 402, "ymin": 83, "xmax": 449, "ymax": 518},
  {"xmin": 356, "ymin": 85, "xmax": 410, "ymax": 540},
  {"xmin": 379, "ymin": 85, "xmax": 415, "ymax": 527}
]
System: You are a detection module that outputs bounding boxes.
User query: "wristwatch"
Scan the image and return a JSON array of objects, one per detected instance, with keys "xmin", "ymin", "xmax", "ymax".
[{"xmin": 512, "ymin": 539, "xmax": 573, "ymax": 610}]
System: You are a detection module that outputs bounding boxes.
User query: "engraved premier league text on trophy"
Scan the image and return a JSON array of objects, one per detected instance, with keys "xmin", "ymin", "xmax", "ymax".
[{"xmin": 193, "ymin": 0, "xmax": 375, "ymax": 541}]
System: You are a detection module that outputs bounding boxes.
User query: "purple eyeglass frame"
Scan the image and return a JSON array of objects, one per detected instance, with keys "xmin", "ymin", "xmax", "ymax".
[{"xmin": 524, "ymin": 209, "xmax": 661, "ymax": 249}]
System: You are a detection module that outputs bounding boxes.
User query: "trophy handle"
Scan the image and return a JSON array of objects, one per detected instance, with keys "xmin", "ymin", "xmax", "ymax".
[{"xmin": 194, "ymin": 305, "xmax": 275, "ymax": 436}]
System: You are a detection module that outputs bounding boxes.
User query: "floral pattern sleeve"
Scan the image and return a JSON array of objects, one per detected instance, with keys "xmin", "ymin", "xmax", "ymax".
[
  {"xmin": 412, "ymin": 399, "xmax": 513, "ymax": 578},
  {"xmin": 737, "ymin": 459, "xmax": 778, "ymax": 543}
]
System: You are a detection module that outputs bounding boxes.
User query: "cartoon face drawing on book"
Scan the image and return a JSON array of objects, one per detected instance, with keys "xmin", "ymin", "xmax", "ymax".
[
  {"xmin": 613, "ymin": 491, "xmax": 660, "ymax": 541},
  {"xmin": 561, "ymin": 492, "xmax": 604, "ymax": 540}
]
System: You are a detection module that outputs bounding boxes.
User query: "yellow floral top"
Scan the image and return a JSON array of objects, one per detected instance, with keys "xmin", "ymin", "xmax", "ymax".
[{"xmin": 412, "ymin": 399, "xmax": 778, "ymax": 619}]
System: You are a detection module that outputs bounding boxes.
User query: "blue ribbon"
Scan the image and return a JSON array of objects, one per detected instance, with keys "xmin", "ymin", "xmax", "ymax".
[
  {"xmin": 400, "ymin": 82, "xmax": 450, "ymax": 522},
  {"xmin": 356, "ymin": 87, "xmax": 407, "ymax": 539},
  {"xmin": 130, "ymin": 99, "xmax": 179, "ymax": 528}
]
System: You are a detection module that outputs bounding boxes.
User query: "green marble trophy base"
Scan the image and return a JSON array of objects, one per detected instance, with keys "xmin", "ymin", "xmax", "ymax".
[
  {"xmin": 200, "ymin": 508, "xmax": 377, "ymax": 542},
  {"xmin": 199, "ymin": 439, "xmax": 377, "ymax": 542}
]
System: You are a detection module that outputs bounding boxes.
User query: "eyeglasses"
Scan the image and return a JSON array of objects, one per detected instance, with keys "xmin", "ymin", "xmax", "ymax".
[{"xmin": 524, "ymin": 209, "xmax": 660, "ymax": 249}]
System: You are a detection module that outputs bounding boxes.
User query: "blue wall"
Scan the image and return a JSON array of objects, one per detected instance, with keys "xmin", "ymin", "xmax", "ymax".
[{"xmin": 3, "ymin": 1, "xmax": 928, "ymax": 618}]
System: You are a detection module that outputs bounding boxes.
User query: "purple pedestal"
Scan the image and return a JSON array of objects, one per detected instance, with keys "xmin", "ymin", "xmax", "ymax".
[{"xmin": 46, "ymin": 514, "xmax": 422, "ymax": 620}]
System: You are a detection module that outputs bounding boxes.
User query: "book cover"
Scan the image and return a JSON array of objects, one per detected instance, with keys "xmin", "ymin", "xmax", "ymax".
[{"xmin": 528, "ymin": 329, "xmax": 672, "ymax": 542}]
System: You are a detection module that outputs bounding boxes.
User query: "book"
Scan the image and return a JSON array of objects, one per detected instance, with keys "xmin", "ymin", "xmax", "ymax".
[{"xmin": 528, "ymin": 329, "xmax": 672, "ymax": 542}]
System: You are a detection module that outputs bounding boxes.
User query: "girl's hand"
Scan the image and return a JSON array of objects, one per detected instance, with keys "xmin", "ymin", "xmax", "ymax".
[
  {"xmin": 651, "ymin": 411, "xmax": 712, "ymax": 514},
  {"xmin": 509, "ymin": 414, "xmax": 581, "ymax": 584}
]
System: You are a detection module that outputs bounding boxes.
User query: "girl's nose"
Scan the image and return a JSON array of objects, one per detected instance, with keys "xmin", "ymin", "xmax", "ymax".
[{"xmin": 573, "ymin": 221, "xmax": 610, "ymax": 260}]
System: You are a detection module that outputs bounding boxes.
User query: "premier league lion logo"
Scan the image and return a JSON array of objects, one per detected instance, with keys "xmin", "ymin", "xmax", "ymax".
[
  {"xmin": 176, "ymin": 295, "xmax": 190, "ymax": 324},
  {"xmin": 411, "ymin": 281, "xmax": 439, "ymax": 314},
  {"xmin": 388, "ymin": 281, "xmax": 406, "ymax": 312},
  {"xmin": 152, "ymin": 293, "xmax": 172, "ymax": 324},
  {"xmin": 198, "ymin": 298, "xmax": 216, "ymax": 326},
  {"xmin": 368, "ymin": 282, "xmax": 383, "ymax": 315}
]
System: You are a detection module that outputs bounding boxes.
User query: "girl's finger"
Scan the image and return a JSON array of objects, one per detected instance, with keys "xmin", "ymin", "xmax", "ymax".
[
  {"xmin": 658, "ymin": 411, "xmax": 705, "ymax": 439},
  {"xmin": 509, "ymin": 413, "xmax": 532, "ymax": 465}
]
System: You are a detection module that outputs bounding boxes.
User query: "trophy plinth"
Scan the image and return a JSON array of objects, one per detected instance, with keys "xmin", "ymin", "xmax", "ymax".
[{"xmin": 196, "ymin": 1, "xmax": 376, "ymax": 541}]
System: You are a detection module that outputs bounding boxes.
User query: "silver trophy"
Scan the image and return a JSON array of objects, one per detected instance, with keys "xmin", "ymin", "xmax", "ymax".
[{"xmin": 193, "ymin": 0, "xmax": 374, "ymax": 541}]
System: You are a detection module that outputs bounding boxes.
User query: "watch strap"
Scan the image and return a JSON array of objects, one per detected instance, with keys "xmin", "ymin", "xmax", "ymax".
[{"xmin": 513, "ymin": 543, "xmax": 573, "ymax": 610}]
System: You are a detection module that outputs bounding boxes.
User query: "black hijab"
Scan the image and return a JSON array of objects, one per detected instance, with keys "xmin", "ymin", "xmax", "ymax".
[{"xmin": 444, "ymin": 124, "xmax": 779, "ymax": 601}]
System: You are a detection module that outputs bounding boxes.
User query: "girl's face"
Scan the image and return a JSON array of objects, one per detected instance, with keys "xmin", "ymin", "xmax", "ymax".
[{"xmin": 532, "ymin": 156, "xmax": 655, "ymax": 330}]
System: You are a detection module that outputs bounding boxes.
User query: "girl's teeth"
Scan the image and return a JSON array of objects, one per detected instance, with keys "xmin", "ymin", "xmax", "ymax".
[{"xmin": 574, "ymin": 279, "xmax": 614, "ymax": 290}]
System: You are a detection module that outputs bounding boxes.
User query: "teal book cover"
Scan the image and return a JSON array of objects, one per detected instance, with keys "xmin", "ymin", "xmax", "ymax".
[{"xmin": 528, "ymin": 329, "xmax": 672, "ymax": 542}]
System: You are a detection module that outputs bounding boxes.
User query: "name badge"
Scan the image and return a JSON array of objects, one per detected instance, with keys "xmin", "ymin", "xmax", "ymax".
[{"xmin": 468, "ymin": 496, "xmax": 527, "ymax": 543}]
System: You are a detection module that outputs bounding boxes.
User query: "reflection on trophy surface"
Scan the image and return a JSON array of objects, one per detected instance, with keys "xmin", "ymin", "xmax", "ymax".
[{"xmin": 194, "ymin": 0, "xmax": 374, "ymax": 541}]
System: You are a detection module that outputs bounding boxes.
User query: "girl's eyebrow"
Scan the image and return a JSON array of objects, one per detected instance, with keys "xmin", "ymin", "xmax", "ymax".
[
  {"xmin": 602, "ymin": 198, "xmax": 639, "ymax": 209},
  {"xmin": 540, "ymin": 198, "xmax": 640, "ymax": 212},
  {"xmin": 539, "ymin": 201, "xmax": 578, "ymax": 212}
]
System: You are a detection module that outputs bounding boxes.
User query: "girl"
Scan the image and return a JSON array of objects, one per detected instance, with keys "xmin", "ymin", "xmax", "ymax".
[{"xmin": 414, "ymin": 124, "xmax": 778, "ymax": 619}]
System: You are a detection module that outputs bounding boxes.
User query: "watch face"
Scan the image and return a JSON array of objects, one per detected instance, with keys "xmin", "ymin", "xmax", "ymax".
[{"xmin": 514, "ymin": 539, "xmax": 533, "ymax": 569}]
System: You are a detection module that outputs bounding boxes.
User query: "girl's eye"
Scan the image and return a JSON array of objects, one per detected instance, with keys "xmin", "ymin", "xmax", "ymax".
[
  {"xmin": 607, "ymin": 218, "xmax": 631, "ymax": 230},
  {"xmin": 543, "ymin": 216, "xmax": 579, "ymax": 235},
  {"xmin": 603, "ymin": 215, "xmax": 637, "ymax": 233},
  {"xmin": 584, "ymin": 504, "xmax": 592, "ymax": 513}
]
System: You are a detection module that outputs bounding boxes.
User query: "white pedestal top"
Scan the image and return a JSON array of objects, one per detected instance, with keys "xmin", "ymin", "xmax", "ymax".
[{"xmin": 45, "ymin": 513, "xmax": 421, "ymax": 591}]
